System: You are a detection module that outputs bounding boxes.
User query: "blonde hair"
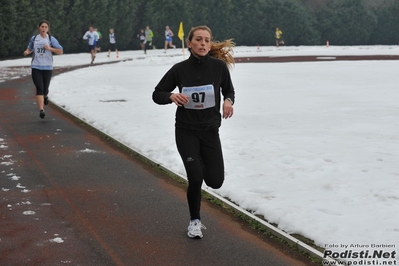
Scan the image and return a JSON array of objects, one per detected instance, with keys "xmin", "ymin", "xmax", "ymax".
[{"xmin": 187, "ymin": 26, "xmax": 235, "ymax": 69}]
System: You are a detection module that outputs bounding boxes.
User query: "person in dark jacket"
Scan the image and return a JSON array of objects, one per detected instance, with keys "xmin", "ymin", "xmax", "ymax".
[{"xmin": 152, "ymin": 25, "xmax": 235, "ymax": 239}]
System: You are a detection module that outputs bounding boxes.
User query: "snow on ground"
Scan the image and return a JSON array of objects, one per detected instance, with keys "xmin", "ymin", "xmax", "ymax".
[{"xmin": 1, "ymin": 45, "xmax": 399, "ymax": 263}]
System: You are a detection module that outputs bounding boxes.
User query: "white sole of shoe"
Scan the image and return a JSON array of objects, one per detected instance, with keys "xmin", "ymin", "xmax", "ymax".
[{"xmin": 187, "ymin": 232, "xmax": 203, "ymax": 239}]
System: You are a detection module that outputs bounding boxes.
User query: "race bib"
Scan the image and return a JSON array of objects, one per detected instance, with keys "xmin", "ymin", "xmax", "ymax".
[
  {"xmin": 35, "ymin": 39, "xmax": 49, "ymax": 56},
  {"xmin": 182, "ymin": 84, "xmax": 215, "ymax": 110}
]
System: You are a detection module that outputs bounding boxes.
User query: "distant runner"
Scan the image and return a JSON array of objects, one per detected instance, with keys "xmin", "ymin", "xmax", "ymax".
[
  {"xmin": 83, "ymin": 26, "xmax": 99, "ymax": 64},
  {"xmin": 138, "ymin": 29, "xmax": 146, "ymax": 54},
  {"xmin": 275, "ymin": 27, "xmax": 285, "ymax": 47},
  {"xmin": 164, "ymin": 25, "xmax": 176, "ymax": 53},
  {"xmin": 107, "ymin": 28, "xmax": 119, "ymax": 58},
  {"xmin": 145, "ymin": 25, "xmax": 154, "ymax": 50}
]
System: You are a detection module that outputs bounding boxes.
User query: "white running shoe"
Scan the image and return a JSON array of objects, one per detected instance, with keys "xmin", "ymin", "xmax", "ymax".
[{"xmin": 187, "ymin": 219, "xmax": 206, "ymax": 239}]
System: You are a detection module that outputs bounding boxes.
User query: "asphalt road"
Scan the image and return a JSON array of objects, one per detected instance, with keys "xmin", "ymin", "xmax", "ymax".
[{"xmin": 0, "ymin": 71, "xmax": 313, "ymax": 265}]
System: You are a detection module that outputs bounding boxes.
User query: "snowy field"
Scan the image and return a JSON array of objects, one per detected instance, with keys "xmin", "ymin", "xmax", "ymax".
[{"xmin": 1, "ymin": 45, "xmax": 399, "ymax": 263}]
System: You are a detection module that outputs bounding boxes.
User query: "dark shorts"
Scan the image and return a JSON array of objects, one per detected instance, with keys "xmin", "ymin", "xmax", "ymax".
[
  {"xmin": 88, "ymin": 44, "xmax": 96, "ymax": 51},
  {"xmin": 108, "ymin": 43, "xmax": 116, "ymax": 50}
]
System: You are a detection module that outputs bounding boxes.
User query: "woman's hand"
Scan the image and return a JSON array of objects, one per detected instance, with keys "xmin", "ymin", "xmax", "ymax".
[
  {"xmin": 170, "ymin": 93, "xmax": 189, "ymax": 106},
  {"xmin": 223, "ymin": 99, "xmax": 234, "ymax": 119},
  {"xmin": 23, "ymin": 49, "xmax": 31, "ymax": 56},
  {"xmin": 44, "ymin": 45, "xmax": 63, "ymax": 55}
]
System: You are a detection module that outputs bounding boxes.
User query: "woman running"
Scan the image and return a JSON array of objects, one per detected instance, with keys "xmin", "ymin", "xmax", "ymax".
[
  {"xmin": 23, "ymin": 20, "xmax": 63, "ymax": 119},
  {"xmin": 164, "ymin": 25, "xmax": 176, "ymax": 52},
  {"xmin": 153, "ymin": 25, "xmax": 235, "ymax": 239}
]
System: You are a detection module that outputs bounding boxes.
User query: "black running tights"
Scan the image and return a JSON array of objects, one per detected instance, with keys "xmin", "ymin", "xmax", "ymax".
[
  {"xmin": 175, "ymin": 127, "xmax": 225, "ymax": 220},
  {"xmin": 32, "ymin": 68, "xmax": 52, "ymax": 96}
]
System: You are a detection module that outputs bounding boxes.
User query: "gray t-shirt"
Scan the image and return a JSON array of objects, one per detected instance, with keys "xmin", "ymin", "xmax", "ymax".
[{"xmin": 27, "ymin": 34, "xmax": 63, "ymax": 70}]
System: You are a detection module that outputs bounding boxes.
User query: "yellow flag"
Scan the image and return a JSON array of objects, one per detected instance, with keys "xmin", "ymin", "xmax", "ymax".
[{"xmin": 178, "ymin": 22, "xmax": 184, "ymax": 41}]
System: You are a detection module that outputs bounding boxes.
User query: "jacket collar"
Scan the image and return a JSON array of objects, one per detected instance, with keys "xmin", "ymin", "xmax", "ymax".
[{"xmin": 189, "ymin": 53, "xmax": 210, "ymax": 64}]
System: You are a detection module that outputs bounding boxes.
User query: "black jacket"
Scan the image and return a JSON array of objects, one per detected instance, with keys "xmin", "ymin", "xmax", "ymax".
[{"xmin": 152, "ymin": 54, "xmax": 235, "ymax": 130}]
